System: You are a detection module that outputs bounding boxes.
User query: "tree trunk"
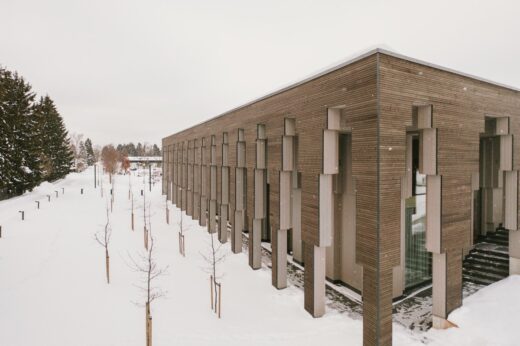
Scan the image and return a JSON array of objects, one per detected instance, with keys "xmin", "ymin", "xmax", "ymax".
[
  {"xmin": 105, "ymin": 251, "xmax": 110, "ymax": 284},
  {"xmin": 217, "ymin": 282, "xmax": 222, "ymax": 318},
  {"xmin": 210, "ymin": 275, "xmax": 214, "ymax": 310},
  {"xmin": 145, "ymin": 303, "xmax": 152, "ymax": 346}
]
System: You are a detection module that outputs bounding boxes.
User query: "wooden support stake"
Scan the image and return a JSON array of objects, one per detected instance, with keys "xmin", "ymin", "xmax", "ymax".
[
  {"xmin": 81, "ymin": 188, "xmax": 84, "ymax": 194},
  {"xmin": 0, "ymin": 225, "xmax": 2, "ymax": 238},
  {"xmin": 217, "ymin": 282, "xmax": 222, "ymax": 318},
  {"xmin": 144, "ymin": 228, "xmax": 148, "ymax": 250},
  {"xmin": 35, "ymin": 201, "xmax": 40, "ymax": 209},
  {"xmin": 145, "ymin": 303, "xmax": 152, "ymax": 346},
  {"xmin": 166, "ymin": 208, "xmax": 169, "ymax": 224},
  {"xmin": 19, "ymin": 211, "xmax": 24, "ymax": 221},
  {"xmin": 106, "ymin": 254, "xmax": 110, "ymax": 284},
  {"xmin": 148, "ymin": 315, "xmax": 152, "ymax": 346},
  {"xmin": 210, "ymin": 275, "xmax": 214, "ymax": 310},
  {"xmin": 131, "ymin": 213, "xmax": 134, "ymax": 231}
]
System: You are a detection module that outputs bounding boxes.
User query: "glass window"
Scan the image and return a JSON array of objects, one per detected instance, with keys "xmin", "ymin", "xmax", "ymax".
[{"xmin": 405, "ymin": 135, "xmax": 432, "ymax": 289}]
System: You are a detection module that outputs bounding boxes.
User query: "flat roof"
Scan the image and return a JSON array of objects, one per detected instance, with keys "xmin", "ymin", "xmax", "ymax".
[{"xmin": 164, "ymin": 47, "xmax": 519, "ymax": 140}]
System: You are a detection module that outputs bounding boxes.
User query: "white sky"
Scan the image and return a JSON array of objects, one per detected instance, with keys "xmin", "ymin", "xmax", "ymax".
[{"xmin": 2, "ymin": 0, "xmax": 519, "ymax": 146}]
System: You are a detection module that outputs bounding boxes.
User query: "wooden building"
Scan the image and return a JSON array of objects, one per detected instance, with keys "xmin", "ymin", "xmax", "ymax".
[{"xmin": 162, "ymin": 48, "xmax": 520, "ymax": 346}]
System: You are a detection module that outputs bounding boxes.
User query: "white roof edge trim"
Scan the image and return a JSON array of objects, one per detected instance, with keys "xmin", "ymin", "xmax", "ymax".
[{"xmin": 164, "ymin": 47, "xmax": 519, "ymax": 141}]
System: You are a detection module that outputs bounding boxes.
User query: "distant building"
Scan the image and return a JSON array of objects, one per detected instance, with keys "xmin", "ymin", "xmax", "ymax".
[{"xmin": 162, "ymin": 49, "xmax": 520, "ymax": 345}]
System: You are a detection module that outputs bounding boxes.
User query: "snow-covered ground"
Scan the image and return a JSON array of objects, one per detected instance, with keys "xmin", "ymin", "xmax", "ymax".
[{"xmin": 0, "ymin": 167, "xmax": 519, "ymax": 346}]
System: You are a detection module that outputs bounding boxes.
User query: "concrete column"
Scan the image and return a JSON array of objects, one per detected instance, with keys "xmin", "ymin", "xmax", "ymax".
[
  {"xmin": 193, "ymin": 139, "xmax": 201, "ymax": 221},
  {"xmin": 199, "ymin": 138, "xmax": 208, "ymax": 226},
  {"xmin": 162, "ymin": 146, "xmax": 167, "ymax": 195},
  {"xmin": 510, "ymin": 230, "xmax": 520, "ymax": 274},
  {"xmin": 303, "ymin": 242, "xmax": 325, "ymax": 317},
  {"xmin": 219, "ymin": 133, "xmax": 230, "ymax": 243},
  {"xmin": 232, "ymin": 129, "xmax": 246, "ymax": 253},
  {"xmin": 168, "ymin": 146, "xmax": 173, "ymax": 201},
  {"xmin": 173, "ymin": 144, "xmax": 178, "ymax": 206},
  {"xmin": 251, "ymin": 125, "xmax": 266, "ymax": 269},
  {"xmin": 181, "ymin": 142, "xmax": 188, "ymax": 211},
  {"xmin": 208, "ymin": 136, "xmax": 217, "ymax": 233},
  {"xmin": 273, "ymin": 119, "xmax": 296, "ymax": 286}
]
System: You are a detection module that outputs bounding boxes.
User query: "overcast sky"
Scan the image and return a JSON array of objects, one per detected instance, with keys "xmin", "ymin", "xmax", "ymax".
[{"xmin": 2, "ymin": 0, "xmax": 519, "ymax": 147}]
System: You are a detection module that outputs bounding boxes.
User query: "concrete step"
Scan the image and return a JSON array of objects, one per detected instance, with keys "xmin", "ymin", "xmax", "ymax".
[
  {"xmin": 464, "ymin": 257, "xmax": 509, "ymax": 271},
  {"xmin": 463, "ymin": 261, "xmax": 509, "ymax": 276},
  {"xmin": 463, "ymin": 267, "xmax": 507, "ymax": 282}
]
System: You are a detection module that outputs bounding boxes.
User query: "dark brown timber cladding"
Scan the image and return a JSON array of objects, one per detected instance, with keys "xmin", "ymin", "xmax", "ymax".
[
  {"xmin": 163, "ymin": 55, "xmax": 379, "ymax": 250},
  {"xmin": 379, "ymin": 53, "xmax": 520, "ymax": 318}
]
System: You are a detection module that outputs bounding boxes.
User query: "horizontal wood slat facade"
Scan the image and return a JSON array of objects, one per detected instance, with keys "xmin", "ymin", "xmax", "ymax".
[{"xmin": 162, "ymin": 50, "xmax": 520, "ymax": 346}]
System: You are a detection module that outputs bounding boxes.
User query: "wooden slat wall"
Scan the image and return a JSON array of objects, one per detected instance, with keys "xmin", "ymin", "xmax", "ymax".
[
  {"xmin": 161, "ymin": 51, "xmax": 520, "ymax": 346},
  {"xmin": 379, "ymin": 53, "xmax": 520, "ymax": 321},
  {"xmin": 163, "ymin": 55, "xmax": 379, "ymax": 251}
]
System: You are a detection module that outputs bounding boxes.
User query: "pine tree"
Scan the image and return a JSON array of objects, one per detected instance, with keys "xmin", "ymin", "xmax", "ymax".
[
  {"xmin": 136, "ymin": 142, "xmax": 144, "ymax": 156},
  {"xmin": 0, "ymin": 70, "xmax": 41, "ymax": 194},
  {"xmin": 0, "ymin": 67, "xmax": 12, "ymax": 197},
  {"xmin": 85, "ymin": 138, "xmax": 95, "ymax": 165},
  {"xmin": 152, "ymin": 144, "xmax": 161, "ymax": 156},
  {"xmin": 37, "ymin": 96, "xmax": 74, "ymax": 181}
]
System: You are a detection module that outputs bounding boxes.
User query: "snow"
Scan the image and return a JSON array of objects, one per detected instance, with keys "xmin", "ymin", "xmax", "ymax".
[
  {"xmin": 0, "ymin": 167, "xmax": 519, "ymax": 346},
  {"xmin": 425, "ymin": 275, "xmax": 520, "ymax": 346}
]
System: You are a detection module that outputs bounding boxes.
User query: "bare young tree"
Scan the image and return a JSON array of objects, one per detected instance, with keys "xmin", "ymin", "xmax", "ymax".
[
  {"xmin": 200, "ymin": 232, "xmax": 227, "ymax": 318},
  {"xmin": 101, "ymin": 144, "xmax": 119, "ymax": 184},
  {"xmin": 95, "ymin": 202, "xmax": 112, "ymax": 284},
  {"xmin": 128, "ymin": 217, "xmax": 167, "ymax": 346}
]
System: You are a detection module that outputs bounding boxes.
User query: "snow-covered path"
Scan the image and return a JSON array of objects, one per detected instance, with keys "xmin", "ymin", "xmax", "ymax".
[{"xmin": 0, "ymin": 167, "xmax": 519, "ymax": 346}]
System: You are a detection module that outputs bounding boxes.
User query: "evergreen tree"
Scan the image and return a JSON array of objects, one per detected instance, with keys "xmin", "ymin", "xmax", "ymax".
[
  {"xmin": 127, "ymin": 142, "xmax": 137, "ymax": 156},
  {"xmin": 78, "ymin": 140, "xmax": 87, "ymax": 171},
  {"xmin": 0, "ymin": 70, "xmax": 41, "ymax": 194},
  {"xmin": 0, "ymin": 67, "xmax": 12, "ymax": 196},
  {"xmin": 136, "ymin": 142, "xmax": 144, "ymax": 156},
  {"xmin": 85, "ymin": 138, "xmax": 95, "ymax": 165},
  {"xmin": 37, "ymin": 96, "xmax": 74, "ymax": 180},
  {"xmin": 152, "ymin": 144, "xmax": 161, "ymax": 156}
]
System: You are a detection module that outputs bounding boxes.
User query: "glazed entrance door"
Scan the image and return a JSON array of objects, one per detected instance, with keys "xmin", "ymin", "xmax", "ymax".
[{"xmin": 405, "ymin": 134, "xmax": 432, "ymax": 289}]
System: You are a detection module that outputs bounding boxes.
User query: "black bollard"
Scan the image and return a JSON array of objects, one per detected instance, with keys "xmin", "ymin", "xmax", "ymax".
[
  {"xmin": 35, "ymin": 201, "xmax": 40, "ymax": 209},
  {"xmin": 141, "ymin": 189, "xmax": 143, "ymax": 196},
  {"xmin": 81, "ymin": 188, "xmax": 84, "ymax": 194},
  {"xmin": 19, "ymin": 211, "xmax": 24, "ymax": 220},
  {"xmin": 47, "ymin": 195, "xmax": 51, "ymax": 202}
]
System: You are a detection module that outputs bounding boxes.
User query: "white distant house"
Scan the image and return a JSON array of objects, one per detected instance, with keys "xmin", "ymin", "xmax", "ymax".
[
  {"xmin": 127, "ymin": 156, "xmax": 162, "ymax": 171},
  {"xmin": 127, "ymin": 156, "xmax": 163, "ymax": 164}
]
